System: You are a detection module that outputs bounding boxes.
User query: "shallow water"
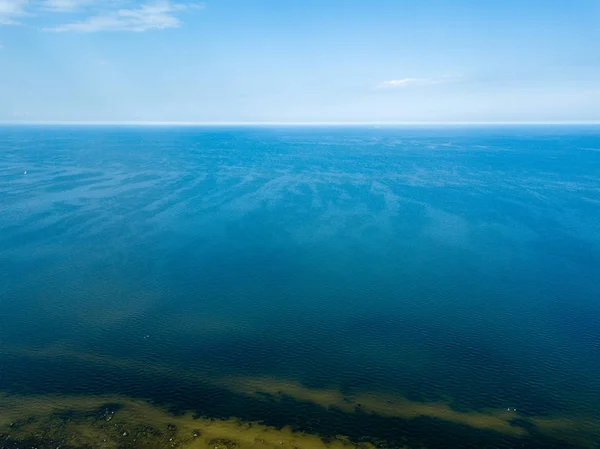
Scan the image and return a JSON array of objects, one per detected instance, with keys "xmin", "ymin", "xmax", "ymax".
[{"xmin": 1, "ymin": 125, "xmax": 600, "ymax": 448}]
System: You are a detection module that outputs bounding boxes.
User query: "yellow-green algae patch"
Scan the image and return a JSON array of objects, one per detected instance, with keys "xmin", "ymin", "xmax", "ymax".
[
  {"xmin": 224, "ymin": 377, "xmax": 524, "ymax": 436},
  {"xmin": 0, "ymin": 394, "xmax": 398, "ymax": 449},
  {"xmin": 225, "ymin": 377, "xmax": 600, "ymax": 447},
  {"xmin": 529, "ymin": 416, "xmax": 600, "ymax": 449}
]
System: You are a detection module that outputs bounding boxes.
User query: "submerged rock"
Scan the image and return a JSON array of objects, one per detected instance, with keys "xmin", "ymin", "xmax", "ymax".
[{"xmin": 209, "ymin": 437, "xmax": 237, "ymax": 449}]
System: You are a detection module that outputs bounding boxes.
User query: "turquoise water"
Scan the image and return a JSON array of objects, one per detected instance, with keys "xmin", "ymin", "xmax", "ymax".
[{"xmin": 1, "ymin": 125, "xmax": 600, "ymax": 448}]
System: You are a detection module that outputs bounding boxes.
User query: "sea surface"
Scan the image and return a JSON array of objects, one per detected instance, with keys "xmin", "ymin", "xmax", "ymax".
[{"xmin": 1, "ymin": 125, "xmax": 600, "ymax": 448}]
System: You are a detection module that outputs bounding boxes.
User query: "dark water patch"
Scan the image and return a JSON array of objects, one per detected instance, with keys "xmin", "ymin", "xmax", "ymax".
[{"xmin": 0, "ymin": 352, "xmax": 591, "ymax": 448}]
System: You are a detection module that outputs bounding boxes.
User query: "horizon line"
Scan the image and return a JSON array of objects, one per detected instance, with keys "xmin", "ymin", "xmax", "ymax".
[{"xmin": 2, "ymin": 120, "xmax": 600, "ymax": 126}]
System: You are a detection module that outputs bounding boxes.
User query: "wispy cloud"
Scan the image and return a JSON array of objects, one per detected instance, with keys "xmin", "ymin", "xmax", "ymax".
[
  {"xmin": 0, "ymin": 0, "xmax": 28, "ymax": 25},
  {"xmin": 377, "ymin": 76, "xmax": 458, "ymax": 89},
  {"xmin": 40, "ymin": 0, "xmax": 96, "ymax": 12},
  {"xmin": 1, "ymin": 0, "xmax": 202, "ymax": 31},
  {"xmin": 44, "ymin": 1, "xmax": 202, "ymax": 32}
]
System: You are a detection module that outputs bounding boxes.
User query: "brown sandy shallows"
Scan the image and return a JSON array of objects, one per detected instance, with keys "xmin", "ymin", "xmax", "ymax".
[{"xmin": 4, "ymin": 344, "xmax": 600, "ymax": 446}]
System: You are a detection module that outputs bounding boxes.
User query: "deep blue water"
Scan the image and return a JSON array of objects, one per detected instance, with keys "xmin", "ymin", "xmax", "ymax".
[{"xmin": 1, "ymin": 125, "xmax": 600, "ymax": 448}]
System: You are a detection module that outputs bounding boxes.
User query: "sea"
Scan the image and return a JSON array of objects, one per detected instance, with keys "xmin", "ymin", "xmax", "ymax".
[{"xmin": 1, "ymin": 125, "xmax": 599, "ymax": 449}]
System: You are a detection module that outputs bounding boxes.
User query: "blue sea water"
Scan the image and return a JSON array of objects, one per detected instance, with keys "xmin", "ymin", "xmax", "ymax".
[{"xmin": 1, "ymin": 125, "xmax": 600, "ymax": 448}]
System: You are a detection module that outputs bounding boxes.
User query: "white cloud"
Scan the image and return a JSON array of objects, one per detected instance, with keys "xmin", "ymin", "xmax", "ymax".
[
  {"xmin": 0, "ymin": 0, "xmax": 28, "ymax": 25},
  {"xmin": 44, "ymin": 1, "xmax": 202, "ymax": 32},
  {"xmin": 377, "ymin": 76, "xmax": 457, "ymax": 89}
]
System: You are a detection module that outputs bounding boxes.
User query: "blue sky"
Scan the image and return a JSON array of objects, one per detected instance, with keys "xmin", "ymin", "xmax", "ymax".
[{"xmin": 1, "ymin": 0, "xmax": 599, "ymax": 123}]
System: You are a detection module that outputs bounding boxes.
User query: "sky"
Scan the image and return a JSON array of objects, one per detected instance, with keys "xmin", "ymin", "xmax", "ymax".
[{"xmin": 0, "ymin": 0, "xmax": 599, "ymax": 123}]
